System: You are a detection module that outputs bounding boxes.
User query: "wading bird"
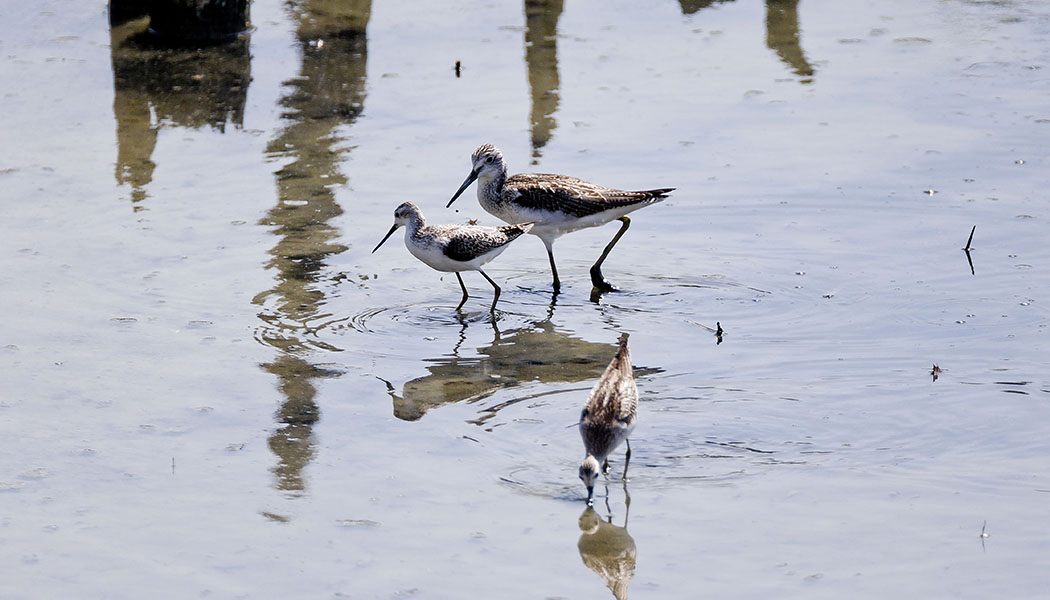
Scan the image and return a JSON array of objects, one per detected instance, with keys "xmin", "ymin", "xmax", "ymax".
[
  {"xmin": 579, "ymin": 333, "xmax": 638, "ymax": 504},
  {"xmin": 447, "ymin": 144, "xmax": 672, "ymax": 292},
  {"xmin": 373, "ymin": 202, "xmax": 532, "ymax": 312}
]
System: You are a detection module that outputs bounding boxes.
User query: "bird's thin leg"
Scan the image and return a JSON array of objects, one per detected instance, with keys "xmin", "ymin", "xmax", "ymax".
[
  {"xmin": 590, "ymin": 216, "xmax": 631, "ymax": 292},
  {"xmin": 601, "ymin": 458, "xmax": 609, "ymax": 474},
  {"xmin": 623, "ymin": 484, "xmax": 631, "ymax": 527},
  {"xmin": 477, "ymin": 269, "xmax": 501, "ymax": 312},
  {"xmin": 622, "ymin": 439, "xmax": 632, "ymax": 482},
  {"xmin": 455, "ymin": 272, "xmax": 469, "ymax": 311},
  {"xmin": 542, "ymin": 238, "xmax": 561, "ymax": 292}
]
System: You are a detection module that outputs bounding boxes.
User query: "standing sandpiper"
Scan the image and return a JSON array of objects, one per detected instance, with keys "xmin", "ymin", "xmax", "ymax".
[
  {"xmin": 446, "ymin": 144, "xmax": 673, "ymax": 292},
  {"xmin": 579, "ymin": 333, "xmax": 638, "ymax": 504},
  {"xmin": 372, "ymin": 202, "xmax": 532, "ymax": 312}
]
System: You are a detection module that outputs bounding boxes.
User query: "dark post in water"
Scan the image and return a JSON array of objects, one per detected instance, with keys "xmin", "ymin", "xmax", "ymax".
[{"xmin": 111, "ymin": 0, "xmax": 250, "ymax": 43}]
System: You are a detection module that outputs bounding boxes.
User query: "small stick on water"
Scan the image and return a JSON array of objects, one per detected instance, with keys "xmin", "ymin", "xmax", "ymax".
[
  {"xmin": 686, "ymin": 320, "xmax": 722, "ymax": 335},
  {"xmin": 963, "ymin": 225, "xmax": 976, "ymax": 275},
  {"xmin": 686, "ymin": 320, "xmax": 725, "ymax": 344}
]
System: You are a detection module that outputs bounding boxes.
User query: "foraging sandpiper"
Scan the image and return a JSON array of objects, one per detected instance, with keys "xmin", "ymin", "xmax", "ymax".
[
  {"xmin": 446, "ymin": 144, "xmax": 672, "ymax": 292},
  {"xmin": 579, "ymin": 333, "xmax": 638, "ymax": 504},
  {"xmin": 372, "ymin": 202, "xmax": 532, "ymax": 312}
]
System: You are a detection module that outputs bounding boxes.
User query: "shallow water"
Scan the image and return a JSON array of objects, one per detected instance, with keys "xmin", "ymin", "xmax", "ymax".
[{"xmin": 2, "ymin": 0, "xmax": 1049, "ymax": 598}]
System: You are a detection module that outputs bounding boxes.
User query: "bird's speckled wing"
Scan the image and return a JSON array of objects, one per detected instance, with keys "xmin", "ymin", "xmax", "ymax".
[
  {"xmin": 441, "ymin": 223, "xmax": 532, "ymax": 262},
  {"xmin": 585, "ymin": 369, "xmax": 638, "ymax": 425},
  {"xmin": 582, "ymin": 334, "xmax": 638, "ymax": 426},
  {"xmin": 507, "ymin": 173, "xmax": 673, "ymax": 219}
]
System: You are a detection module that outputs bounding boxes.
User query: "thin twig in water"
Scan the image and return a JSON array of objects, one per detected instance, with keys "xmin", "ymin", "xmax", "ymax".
[
  {"xmin": 686, "ymin": 320, "xmax": 725, "ymax": 344},
  {"xmin": 962, "ymin": 225, "xmax": 976, "ymax": 275}
]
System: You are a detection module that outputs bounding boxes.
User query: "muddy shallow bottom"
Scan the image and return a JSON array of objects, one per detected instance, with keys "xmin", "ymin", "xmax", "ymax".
[{"xmin": 2, "ymin": 0, "xmax": 1049, "ymax": 598}]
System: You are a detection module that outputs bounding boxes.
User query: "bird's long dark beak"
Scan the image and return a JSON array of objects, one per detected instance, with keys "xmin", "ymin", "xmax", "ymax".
[
  {"xmin": 586, "ymin": 486, "xmax": 594, "ymax": 505},
  {"xmin": 446, "ymin": 169, "xmax": 479, "ymax": 208},
  {"xmin": 372, "ymin": 224, "xmax": 400, "ymax": 253}
]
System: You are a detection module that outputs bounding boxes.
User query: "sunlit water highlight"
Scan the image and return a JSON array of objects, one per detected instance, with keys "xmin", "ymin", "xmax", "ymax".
[{"xmin": 1, "ymin": 0, "xmax": 1049, "ymax": 598}]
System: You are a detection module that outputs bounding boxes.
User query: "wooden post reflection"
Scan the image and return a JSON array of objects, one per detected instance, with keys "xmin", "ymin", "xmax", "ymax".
[
  {"xmin": 109, "ymin": 14, "xmax": 250, "ymax": 207},
  {"xmin": 677, "ymin": 0, "xmax": 732, "ymax": 14},
  {"xmin": 255, "ymin": 0, "xmax": 371, "ymax": 494},
  {"xmin": 765, "ymin": 0, "xmax": 814, "ymax": 83},
  {"xmin": 524, "ymin": 0, "xmax": 563, "ymax": 163}
]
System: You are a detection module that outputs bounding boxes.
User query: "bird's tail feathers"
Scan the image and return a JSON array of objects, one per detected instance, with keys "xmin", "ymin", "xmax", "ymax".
[
  {"xmin": 502, "ymin": 222, "xmax": 535, "ymax": 238},
  {"xmin": 644, "ymin": 187, "xmax": 675, "ymax": 199},
  {"xmin": 614, "ymin": 332, "xmax": 631, "ymax": 366}
]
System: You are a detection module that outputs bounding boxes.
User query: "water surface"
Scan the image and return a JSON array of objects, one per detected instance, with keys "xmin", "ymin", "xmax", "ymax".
[{"xmin": 2, "ymin": 0, "xmax": 1049, "ymax": 598}]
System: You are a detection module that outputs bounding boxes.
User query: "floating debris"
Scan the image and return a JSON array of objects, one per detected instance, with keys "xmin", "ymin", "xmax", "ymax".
[
  {"xmin": 337, "ymin": 519, "xmax": 380, "ymax": 528},
  {"xmin": 685, "ymin": 320, "xmax": 725, "ymax": 344},
  {"xmin": 20, "ymin": 468, "xmax": 49, "ymax": 480}
]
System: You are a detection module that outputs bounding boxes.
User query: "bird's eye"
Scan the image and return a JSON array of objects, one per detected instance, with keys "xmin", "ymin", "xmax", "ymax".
[{"xmin": 485, "ymin": 156, "xmax": 493, "ymax": 163}]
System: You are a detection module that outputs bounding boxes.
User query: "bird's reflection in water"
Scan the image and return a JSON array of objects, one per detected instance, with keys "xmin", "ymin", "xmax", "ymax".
[
  {"xmin": 578, "ymin": 499, "xmax": 637, "ymax": 600},
  {"xmin": 380, "ymin": 299, "xmax": 630, "ymax": 423}
]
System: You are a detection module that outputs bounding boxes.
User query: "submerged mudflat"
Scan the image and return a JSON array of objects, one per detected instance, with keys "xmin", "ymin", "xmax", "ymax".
[{"xmin": 1, "ymin": 1, "xmax": 1049, "ymax": 598}]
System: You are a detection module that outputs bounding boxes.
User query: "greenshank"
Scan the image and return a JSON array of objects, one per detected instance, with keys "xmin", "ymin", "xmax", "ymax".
[
  {"xmin": 579, "ymin": 333, "xmax": 638, "ymax": 504},
  {"xmin": 447, "ymin": 144, "xmax": 672, "ymax": 292},
  {"xmin": 372, "ymin": 202, "xmax": 532, "ymax": 312}
]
